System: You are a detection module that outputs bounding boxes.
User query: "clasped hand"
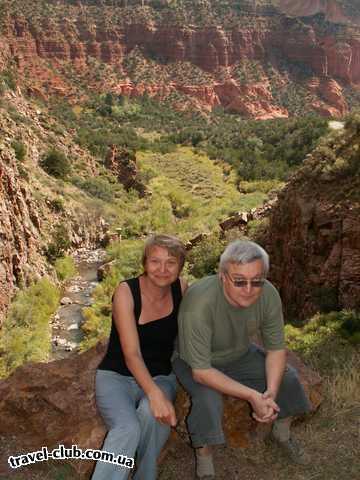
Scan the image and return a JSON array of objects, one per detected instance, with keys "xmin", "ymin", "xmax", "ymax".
[
  {"xmin": 250, "ymin": 390, "xmax": 279, "ymax": 423},
  {"xmin": 148, "ymin": 388, "xmax": 177, "ymax": 427}
]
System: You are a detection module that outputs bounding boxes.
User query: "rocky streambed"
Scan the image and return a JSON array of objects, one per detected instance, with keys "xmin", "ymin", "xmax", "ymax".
[{"xmin": 51, "ymin": 248, "xmax": 107, "ymax": 360}]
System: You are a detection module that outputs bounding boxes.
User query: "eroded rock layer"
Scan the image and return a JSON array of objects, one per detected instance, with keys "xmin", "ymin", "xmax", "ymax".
[
  {"xmin": 266, "ymin": 122, "xmax": 360, "ymax": 320},
  {"xmin": 1, "ymin": 1, "xmax": 360, "ymax": 117}
]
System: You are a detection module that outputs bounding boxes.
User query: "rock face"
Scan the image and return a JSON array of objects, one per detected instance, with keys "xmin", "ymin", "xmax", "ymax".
[
  {"xmin": 0, "ymin": 89, "xmax": 110, "ymax": 325},
  {"xmin": 105, "ymin": 145, "xmax": 147, "ymax": 196},
  {"xmin": 266, "ymin": 123, "xmax": 360, "ymax": 320},
  {"xmin": 0, "ymin": 341, "xmax": 322, "ymax": 478},
  {"xmin": 0, "ymin": 149, "xmax": 45, "ymax": 322},
  {"xmin": 1, "ymin": 2, "xmax": 360, "ymax": 117},
  {"xmin": 276, "ymin": 0, "xmax": 359, "ymax": 25}
]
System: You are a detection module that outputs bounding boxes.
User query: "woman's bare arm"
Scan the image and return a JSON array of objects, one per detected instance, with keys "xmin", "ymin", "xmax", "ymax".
[{"xmin": 113, "ymin": 282, "xmax": 177, "ymax": 426}]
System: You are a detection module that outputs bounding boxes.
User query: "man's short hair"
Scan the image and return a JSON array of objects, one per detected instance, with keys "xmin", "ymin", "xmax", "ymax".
[
  {"xmin": 142, "ymin": 234, "xmax": 186, "ymax": 271},
  {"xmin": 219, "ymin": 240, "xmax": 269, "ymax": 276}
]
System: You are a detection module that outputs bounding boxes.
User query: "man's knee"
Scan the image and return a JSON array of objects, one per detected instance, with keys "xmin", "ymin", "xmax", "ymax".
[{"xmin": 281, "ymin": 365, "xmax": 301, "ymax": 390}]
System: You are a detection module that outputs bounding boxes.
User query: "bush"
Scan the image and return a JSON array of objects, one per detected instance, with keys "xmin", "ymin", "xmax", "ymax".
[
  {"xmin": 40, "ymin": 148, "xmax": 71, "ymax": 179},
  {"xmin": 78, "ymin": 177, "xmax": 114, "ymax": 202},
  {"xmin": 55, "ymin": 256, "xmax": 77, "ymax": 281},
  {"xmin": 11, "ymin": 140, "xmax": 27, "ymax": 162},
  {"xmin": 0, "ymin": 278, "xmax": 59, "ymax": 378},
  {"xmin": 187, "ymin": 235, "xmax": 226, "ymax": 278},
  {"xmin": 45, "ymin": 224, "xmax": 71, "ymax": 263},
  {"xmin": 49, "ymin": 197, "xmax": 65, "ymax": 213}
]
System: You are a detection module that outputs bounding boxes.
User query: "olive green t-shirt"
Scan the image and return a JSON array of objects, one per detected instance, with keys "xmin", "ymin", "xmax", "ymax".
[{"xmin": 178, "ymin": 275, "xmax": 285, "ymax": 369}]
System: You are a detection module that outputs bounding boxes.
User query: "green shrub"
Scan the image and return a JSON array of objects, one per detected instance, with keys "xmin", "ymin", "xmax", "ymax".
[
  {"xmin": 187, "ymin": 235, "xmax": 226, "ymax": 278},
  {"xmin": 0, "ymin": 69, "xmax": 16, "ymax": 91},
  {"xmin": 285, "ymin": 309, "xmax": 360, "ymax": 359},
  {"xmin": 45, "ymin": 224, "xmax": 71, "ymax": 263},
  {"xmin": 239, "ymin": 180, "xmax": 284, "ymax": 194},
  {"xmin": 49, "ymin": 197, "xmax": 65, "ymax": 213},
  {"xmin": 72, "ymin": 176, "xmax": 115, "ymax": 202},
  {"xmin": 55, "ymin": 256, "xmax": 77, "ymax": 281},
  {"xmin": 0, "ymin": 278, "xmax": 60, "ymax": 378},
  {"xmin": 40, "ymin": 148, "xmax": 71, "ymax": 179},
  {"xmin": 11, "ymin": 140, "xmax": 27, "ymax": 162},
  {"xmin": 337, "ymin": 310, "xmax": 360, "ymax": 344}
]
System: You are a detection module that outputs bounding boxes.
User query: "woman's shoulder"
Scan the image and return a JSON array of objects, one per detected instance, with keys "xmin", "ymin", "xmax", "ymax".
[{"xmin": 113, "ymin": 277, "xmax": 138, "ymax": 304}]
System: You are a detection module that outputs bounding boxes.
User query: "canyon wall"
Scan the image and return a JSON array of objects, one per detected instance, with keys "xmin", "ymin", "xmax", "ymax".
[
  {"xmin": 1, "ymin": 3, "xmax": 360, "ymax": 117},
  {"xmin": 266, "ymin": 124, "xmax": 360, "ymax": 320}
]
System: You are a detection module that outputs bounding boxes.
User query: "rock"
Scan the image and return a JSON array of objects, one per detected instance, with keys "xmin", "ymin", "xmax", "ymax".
[
  {"xmin": 60, "ymin": 297, "xmax": 73, "ymax": 305},
  {"xmin": 0, "ymin": 342, "xmax": 108, "ymax": 477},
  {"xmin": 105, "ymin": 145, "xmax": 147, "ymax": 197},
  {"xmin": 0, "ymin": 343, "xmax": 321, "ymax": 478},
  {"xmin": 0, "ymin": 150, "xmax": 47, "ymax": 325},
  {"xmin": 2, "ymin": 5, "xmax": 359, "ymax": 116},
  {"xmin": 97, "ymin": 260, "xmax": 117, "ymax": 281},
  {"xmin": 219, "ymin": 211, "xmax": 251, "ymax": 232},
  {"xmin": 67, "ymin": 323, "xmax": 79, "ymax": 331},
  {"xmin": 277, "ymin": 0, "xmax": 357, "ymax": 25},
  {"xmin": 265, "ymin": 130, "xmax": 360, "ymax": 320}
]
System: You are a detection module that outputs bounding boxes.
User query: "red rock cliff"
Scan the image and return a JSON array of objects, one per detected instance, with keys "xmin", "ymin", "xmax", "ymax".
[
  {"xmin": 265, "ymin": 122, "xmax": 360, "ymax": 320},
  {"xmin": 1, "ymin": 3, "xmax": 360, "ymax": 117}
]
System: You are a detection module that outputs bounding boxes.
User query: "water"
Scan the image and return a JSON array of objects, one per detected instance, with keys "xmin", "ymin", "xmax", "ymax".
[{"xmin": 51, "ymin": 249, "xmax": 107, "ymax": 360}]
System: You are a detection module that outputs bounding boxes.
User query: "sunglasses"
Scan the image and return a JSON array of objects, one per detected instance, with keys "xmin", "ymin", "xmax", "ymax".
[{"xmin": 225, "ymin": 273, "xmax": 265, "ymax": 288}]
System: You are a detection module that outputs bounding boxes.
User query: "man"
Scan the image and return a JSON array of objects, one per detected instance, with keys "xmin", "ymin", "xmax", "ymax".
[{"xmin": 173, "ymin": 240, "xmax": 310, "ymax": 479}]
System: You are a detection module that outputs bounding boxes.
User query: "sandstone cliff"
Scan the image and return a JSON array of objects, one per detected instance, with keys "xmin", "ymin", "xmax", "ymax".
[
  {"xmin": 276, "ymin": 0, "xmax": 360, "ymax": 25},
  {"xmin": 265, "ymin": 117, "xmax": 360, "ymax": 320},
  {"xmin": 0, "ymin": 89, "xmax": 109, "ymax": 324},
  {"xmin": 1, "ymin": 0, "xmax": 360, "ymax": 117}
]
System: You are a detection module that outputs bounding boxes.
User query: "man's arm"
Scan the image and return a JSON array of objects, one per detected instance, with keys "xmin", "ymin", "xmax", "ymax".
[
  {"xmin": 264, "ymin": 349, "xmax": 287, "ymax": 400},
  {"xmin": 193, "ymin": 367, "xmax": 279, "ymax": 422}
]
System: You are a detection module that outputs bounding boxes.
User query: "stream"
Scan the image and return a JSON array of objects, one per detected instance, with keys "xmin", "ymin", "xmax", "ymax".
[{"xmin": 51, "ymin": 248, "xmax": 107, "ymax": 360}]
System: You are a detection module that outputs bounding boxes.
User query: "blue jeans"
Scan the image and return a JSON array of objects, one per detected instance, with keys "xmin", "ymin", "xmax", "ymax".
[{"xmin": 91, "ymin": 369, "xmax": 177, "ymax": 480}]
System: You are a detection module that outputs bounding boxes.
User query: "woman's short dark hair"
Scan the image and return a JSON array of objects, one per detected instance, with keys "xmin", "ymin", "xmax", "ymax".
[{"xmin": 142, "ymin": 234, "xmax": 186, "ymax": 272}]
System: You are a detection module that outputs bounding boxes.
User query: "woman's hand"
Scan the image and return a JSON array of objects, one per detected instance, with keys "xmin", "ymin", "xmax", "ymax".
[{"xmin": 148, "ymin": 387, "xmax": 177, "ymax": 427}]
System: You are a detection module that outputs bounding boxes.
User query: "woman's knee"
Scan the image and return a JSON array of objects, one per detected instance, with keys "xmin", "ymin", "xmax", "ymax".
[{"xmin": 107, "ymin": 417, "xmax": 141, "ymax": 446}]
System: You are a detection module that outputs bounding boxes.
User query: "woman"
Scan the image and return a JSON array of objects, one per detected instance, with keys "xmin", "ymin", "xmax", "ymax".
[{"xmin": 92, "ymin": 234, "xmax": 187, "ymax": 480}]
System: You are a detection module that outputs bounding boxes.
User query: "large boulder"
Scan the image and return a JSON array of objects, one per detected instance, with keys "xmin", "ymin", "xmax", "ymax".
[
  {"xmin": 0, "ymin": 341, "xmax": 108, "ymax": 478},
  {"xmin": 0, "ymin": 343, "xmax": 322, "ymax": 478}
]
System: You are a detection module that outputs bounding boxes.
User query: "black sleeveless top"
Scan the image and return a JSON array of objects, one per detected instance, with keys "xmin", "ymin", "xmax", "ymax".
[{"xmin": 98, "ymin": 276, "xmax": 182, "ymax": 376}]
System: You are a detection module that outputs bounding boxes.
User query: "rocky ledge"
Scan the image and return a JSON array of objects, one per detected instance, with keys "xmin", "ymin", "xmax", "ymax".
[{"xmin": 0, "ymin": 341, "xmax": 322, "ymax": 478}]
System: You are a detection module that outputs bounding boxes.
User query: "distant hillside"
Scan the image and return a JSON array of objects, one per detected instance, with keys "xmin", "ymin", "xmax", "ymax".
[{"xmin": 1, "ymin": 0, "xmax": 360, "ymax": 117}]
